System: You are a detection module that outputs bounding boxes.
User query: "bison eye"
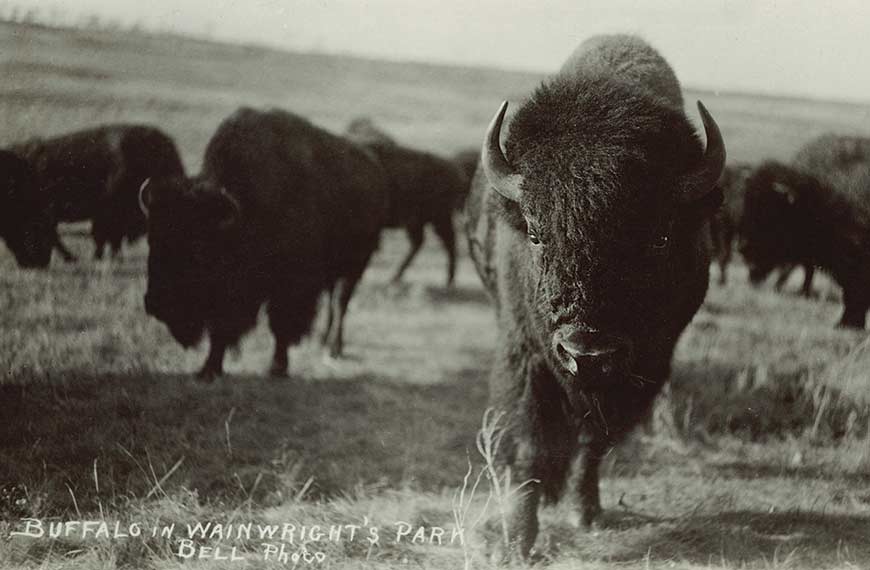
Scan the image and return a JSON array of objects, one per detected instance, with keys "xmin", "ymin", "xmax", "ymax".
[
  {"xmin": 651, "ymin": 234, "xmax": 670, "ymax": 251},
  {"xmin": 527, "ymin": 229, "xmax": 542, "ymax": 246}
]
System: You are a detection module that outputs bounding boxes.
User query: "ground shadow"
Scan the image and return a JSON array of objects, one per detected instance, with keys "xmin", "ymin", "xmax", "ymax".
[
  {"xmin": 425, "ymin": 284, "xmax": 490, "ymax": 306},
  {"xmin": 0, "ymin": 360, "xmax": 489, "ymax": 518},
  {"xmin": 534, "ymin": 509, "xmax": 870, "ymax": 567},
  {"xmin": 622, "ymin": 510, "xmax": 870, "ymax": 566}
]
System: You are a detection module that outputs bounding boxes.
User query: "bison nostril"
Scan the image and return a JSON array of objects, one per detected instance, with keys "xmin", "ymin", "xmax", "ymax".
[{"xmin": 554, "ymin": 342, "xmax": 579, "ymax": 375}]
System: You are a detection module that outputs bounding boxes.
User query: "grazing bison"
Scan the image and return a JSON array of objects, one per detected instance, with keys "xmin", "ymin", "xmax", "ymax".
[
  {"xmin": 465, "ymin": 35, "xmax": 725, "ymax": 560},
  {"xmin": 11, "ymin": 125, "xmax": 184, "ymax": 260},
  {"xmin": 740, "ymin": 157, "xmax": 870, "ymax": 328},
  {"xmin": 0, "ymin": 150, "xmax": 54, "ymax": 268},
  {"xmin": 141, "ymin": 107, "xmax": 387, "ymax": 379},
  {"xmin": 710, "ymin": 163, "xmax": 815, "ymax": 294},
  {"xmin": 346, "ymin": 119, "xmax": 464, "ymax": 286}
]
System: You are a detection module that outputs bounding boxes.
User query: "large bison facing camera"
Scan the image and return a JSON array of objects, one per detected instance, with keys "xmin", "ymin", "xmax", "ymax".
[
  {"xmin": 465, "ymin": 34, "xmax": 725, "ymax": 560},
  {"xmin": 740, "ymin": 153, "xmax": 870, "ymax": 328},
  {"xmin": 141, "ymin": 108, "xmax": 387, "ymax": 380}
]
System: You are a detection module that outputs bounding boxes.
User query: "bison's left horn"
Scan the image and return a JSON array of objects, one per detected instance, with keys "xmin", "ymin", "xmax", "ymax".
[
  {"xmin": 481, "ymin": 101, "xmax": 523, "ymax": 202},
  {"xmin": 685, "ymin": 101, "xmax": 726, "ymax": 201},
  {"xmin": 217, "ymin": 187, "xmax": 241, "ymax": 229},
  {"xmin": 138, "ymin": 178, "xmax": 152, "ymax": 218}
]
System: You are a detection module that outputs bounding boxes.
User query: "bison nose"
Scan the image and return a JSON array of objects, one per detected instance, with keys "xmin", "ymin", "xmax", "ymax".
[{"xmin": 551, "ymin": 326, "xmax": 627, "ymax": 376}]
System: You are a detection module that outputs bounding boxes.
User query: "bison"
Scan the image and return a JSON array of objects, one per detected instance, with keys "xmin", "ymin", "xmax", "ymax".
[
  {"xmin": 10, "ymin": 124, "xmax": 184, "ymax": 260},
  {"xmin": 141, "ymin": 107, "xmax": 387, "ymax": 379},
  {"xmin": 709, "ymin": 163, "xmax": 751, "ymax": 285},
  {"xmin": 0, "ymin": 150, "xmax": 55, "ymax": 268},
  {"xmin": 465, "ymin": 34, "xmax": 725, "ymax": 560},
  {"xmin": 710, "ymin": 163, "xmax": 815, "ymax": 294},
  {"xmin": 740, "ymin": 154, "xmax": 870, "ymax": 328},
  {"xmin": 345, "ymin": 119, "xmax": 464, "ymax": 286}
]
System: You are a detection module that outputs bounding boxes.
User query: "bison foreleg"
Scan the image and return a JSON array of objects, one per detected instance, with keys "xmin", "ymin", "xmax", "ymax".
[
  {"xmin": 53, "ymin": 235, "xmax": 77, "ymax": 263},
  {"xmin": 391, "ymin": 223, "xmax": 424, "ymax": 283},
  {"xmin": 838, "ymin": 287, "xmax": 868, "ymax": 329},
  {"xmin": 773, "ymin": 263, "xmax": 796, "ymax": 291},
  {"xmin": 325, "ymin": 267, "xmax": 367, "ymax": 358},
  {"xmin": 319, "ymin": 285, "xmax": 335, "ymax": 346},
  {"xmin": 800, "ymin": 264, "xmax": 816, "ymax": 298},
  {"xmin": 432, "ymin": 216, "xmax": 457, "ymax": 287},
  {"xmin": 197, "ymin": 335, "xmax": 227, "ymax": 381},
  {"xmin": 576, "ymin": 435, "xmax": 609, "ymax": 527}
]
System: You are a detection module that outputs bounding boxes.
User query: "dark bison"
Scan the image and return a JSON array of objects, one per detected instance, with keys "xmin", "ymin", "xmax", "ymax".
[
  {"xmin": 709, "ymin": 163, "xmax": 815, "ymax": 294},
  {"xmin": 0, "ymin": 150, "xmax": 54, "ymax": 268},
  {"xmin": 11, "ymin": 124, "xmax": 184, "ymax": 260},
  {"xmin": 465, "ymin": 35, "xmax": 725, "ymax": 560},
  {"xmin": 141, "ymin": 107, "xmax": 387, "ymax": 379},
  {"xmin": 346, "ymin": 118, "xmax": 464, "ymax": 286},
  {"xmin": 740, "ymin": 155, "xmax": 870, "ymax": 328},
  {"xmin": 709, "ymin": 163, "xmax": 750, "ymax": 285}
]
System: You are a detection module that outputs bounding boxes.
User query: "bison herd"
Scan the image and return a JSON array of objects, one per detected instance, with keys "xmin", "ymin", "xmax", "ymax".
[{"xmin": 2, "ymin": 33, "xmax": 869, "ymax": 562}]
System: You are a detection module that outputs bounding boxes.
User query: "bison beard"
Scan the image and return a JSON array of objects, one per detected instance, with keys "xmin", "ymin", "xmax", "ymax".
[
  {"xmin": 141, "ymin": 107, "xmax": 387, "ymax": 380},
  {"xmin": 465, "ymin": 34, "xmax": 725, "ymax": 561}
]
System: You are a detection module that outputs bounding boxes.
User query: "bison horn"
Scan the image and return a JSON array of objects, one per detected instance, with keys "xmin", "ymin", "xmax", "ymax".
[
  {"xmin": 684, "ymin": 101, "xmax": 726, "ymax": 201},
  {"xmin": 217, "ymin": 187, "xmax": 241, "ymax": 229},
  {"xmin": 481, "ymin": 101, "xmax": 523, "ymax": 202},
  {"xmin": 138, "ymin": 178, "xmax": 152, "ymax": 218}
]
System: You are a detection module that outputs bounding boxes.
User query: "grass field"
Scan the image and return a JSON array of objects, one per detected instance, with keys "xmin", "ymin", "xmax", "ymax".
[{"xmin": 2, "ymin": 20, "xmax": 870, "ymax": 570}]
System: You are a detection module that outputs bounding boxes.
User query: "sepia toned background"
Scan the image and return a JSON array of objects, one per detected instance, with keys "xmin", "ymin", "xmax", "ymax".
[{"xmin": 1, "ymin": 1, "xmax": 869, "ymax": 568}]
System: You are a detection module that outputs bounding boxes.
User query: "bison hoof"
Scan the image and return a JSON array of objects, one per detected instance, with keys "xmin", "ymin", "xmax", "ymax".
[
  {"xmin": 269, "ymin": 365, "xmax": 289, "ymax": 379},
  {"xmin": 195, "ymin": 367, "xmax": 221, "ymax": 383},
  {"xmin": 580, "ymin": 505, "xmax": 603, "ymax": 530}
]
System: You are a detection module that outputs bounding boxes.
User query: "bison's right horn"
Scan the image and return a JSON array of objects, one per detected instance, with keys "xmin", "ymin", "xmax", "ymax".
[
  {"xmin": 138, "ymin": 178, "xmax": 152, "ymax": 218},
  {"xmin": 217, "ymin": 187, "xmax": 241, "ymax": 229},
  {"xmin": 686, "ymin": 101, "xmax": 726, "ymax": 200},
  {"xmin": 481, "ymin": 101, "xmax": 523, "ymax": 202}
]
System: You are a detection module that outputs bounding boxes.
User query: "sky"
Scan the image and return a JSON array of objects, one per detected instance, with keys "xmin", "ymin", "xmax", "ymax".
[{"xmin": 11, "ymin": 0, "xmax": 870, "ymax": 103}]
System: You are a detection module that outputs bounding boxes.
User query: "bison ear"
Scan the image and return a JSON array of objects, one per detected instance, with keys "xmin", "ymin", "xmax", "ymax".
[
  {"xmin": 138, "ymin": 178, "xmax": 152, "ymax": 218},
  {"xmin": 216, "ymin": 188, "xmax": 241, "ymax": 229},
  {"xmin": 772, "ymin": 182, "xmax": 797, "ymax": 204}
]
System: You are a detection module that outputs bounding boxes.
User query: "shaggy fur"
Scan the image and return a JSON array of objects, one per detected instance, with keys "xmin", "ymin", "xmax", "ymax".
[
  {"xmin": 741, "ymin": 158, "xmax": 870, "ymax": 328},
  {"xmin": 143, "ymin": 107, "xmax": 388, "ymax": 379},
  {"xmin": 0, "ymin": 150, "xmax": 54, "ymax": 268},
  {"xmin": 10, "ymin": 125, "xmax": 184, "ymax": 260},
  {"xmin": 465, "ymin": 34, "xmax": 722, "ymax": 560},
  {"xmin": 346, "ymin": 118, "xmax": 464, "ymax": 286}
]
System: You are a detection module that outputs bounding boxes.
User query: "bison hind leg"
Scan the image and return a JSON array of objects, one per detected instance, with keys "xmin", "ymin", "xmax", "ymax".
[
  {"xmin": 432, "ymin": 214, "xmax": 457, "ymax": 288},
  {"xmin": 267, "ymin": 285, "xmax": 322, "ymax": 377}
]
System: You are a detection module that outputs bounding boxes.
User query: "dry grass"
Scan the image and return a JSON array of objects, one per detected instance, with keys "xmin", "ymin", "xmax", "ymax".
[{"xmin": 1, "ymin": 19, "xmax": 870, "ymax": 570}]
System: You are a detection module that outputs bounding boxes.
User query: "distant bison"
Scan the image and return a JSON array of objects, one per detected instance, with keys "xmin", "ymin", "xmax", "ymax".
[
  {"xmin": 0, "ymin": 150, "xmax": 54, "ymax": 268},
  {"xmin": 709, "ymin": 163, "xmax": 751, "ymax": 284},
  {"xmin": 141, "ymin": 107, "xmax": 387, "ymax": 379},
  {"xmin": 466, "ymin": 35, "xmax": 724, "ymax": 560},
  {"xmin": 346, "ymin": 119, "xmax": 464, "ymax": 286},
  {"xmin": 11, "ymin": 124, "xmax": 185, "ymax": 260},
  {"xmin": 452, "ymin": 147, "xmax": 479, "ymax": 209},
  {"xmin": 741, "ymin": 152, "xmax": 870, "ymax": 328}
]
